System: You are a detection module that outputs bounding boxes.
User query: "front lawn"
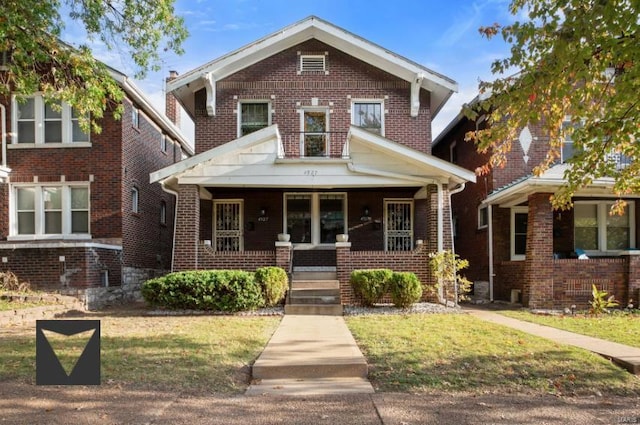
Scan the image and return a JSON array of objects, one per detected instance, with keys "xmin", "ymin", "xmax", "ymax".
[
  {"xmin": 346, "ymin": 314, "xmax": 640, "ymax": 395},
  {"xmin": 0, "ymin": 312, "xmax": 280, "ymax": 394},
  {"xmin": 500, "ymin": 310, "xmax": 640, "ymax": 348},
  {"xmin": 0, "ymin": 297, "xmax": 56, "ymax": 311}
]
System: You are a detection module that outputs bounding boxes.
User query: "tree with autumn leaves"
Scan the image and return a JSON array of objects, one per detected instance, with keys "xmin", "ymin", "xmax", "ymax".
[
  {"xmin": 466, "ymin": 0, "xmax": 639, "ymax": 212},
  {"xmin": 0, "ymin": 0, "xmax": 187, "ymax": 133}
]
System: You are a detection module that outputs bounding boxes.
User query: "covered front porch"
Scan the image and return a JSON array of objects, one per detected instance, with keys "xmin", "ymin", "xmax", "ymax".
[{"xmin": 150, "ymin": 125, "xmax": 475, "ymax": 305}]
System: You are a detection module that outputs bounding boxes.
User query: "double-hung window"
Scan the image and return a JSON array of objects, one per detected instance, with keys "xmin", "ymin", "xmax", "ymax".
[
  {"xmin": 561, "ymin": 117, "xmax": 575, "ymax": 163},
  {"xmin": 239, "ymin": 102, "xmax": 271, "ymax": 137},
  {"xmin": 511, "ymin": 207, "xmax": 528, "ymax": 260},
  {"xmin": 352, "ymin": 101, "xmax": 383, "ymax": 136},
  {"xmin": 11, "ymin": 185, "xmax": 90, "ymax": 239},
  {"xmin": 300, "ymin": 108, "xmax": 329, "ymax": 157},
  {"xmin": 12, "ymin": 95, "xmax": 90, "ymax": 145},
  {"xmin": 574, "ymin": 201, "xmax": 635, "ymax": 253}
]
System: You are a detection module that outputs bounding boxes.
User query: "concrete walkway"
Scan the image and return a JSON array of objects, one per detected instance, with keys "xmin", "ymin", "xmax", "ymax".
[
  {"xmin": 247, "ymin": 315, "xmax": 374, "ymax": 395},
  {"xmin": 465, "ymin": 306, "xmax": 640, "ymax": 374}
]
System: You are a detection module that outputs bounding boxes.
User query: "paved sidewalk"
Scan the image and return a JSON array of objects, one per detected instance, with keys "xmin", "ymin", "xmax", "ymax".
[
  {"xmin": 247, "ymin": 314, "xmax": 374, "ymax": 395},
  {"xmin": 465, "ymin": 306, "xmax": 640, "ymax": 374}
]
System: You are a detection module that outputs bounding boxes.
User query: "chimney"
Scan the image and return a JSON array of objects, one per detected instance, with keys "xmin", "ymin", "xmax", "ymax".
[{"xmin": 165, "ymin": 70, "xmax": 180, "ymax": 127}]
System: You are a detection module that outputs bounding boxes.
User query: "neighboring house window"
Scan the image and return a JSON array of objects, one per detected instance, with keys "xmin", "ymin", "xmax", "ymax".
[
  {"xmin": 384, "ymin": 200, "xmax": 414, "ymax": 251},
  {"xmin": 239, "ymin": 102, "xmax": 271, "ymax": 137},
  {"xmin": 299, "ymin": 54, "xmax": 326, "ymax": 73},
  {"xmin": 352, "ymin": 101, "xmax": 383, "ymax": 135},
  {"xmin": 284, "ymin": 193, "xmax": 346, "ymax": 245},
  {"xmin": 213, "ymin": 200, "xmax": 243, "ymax": 251},
  {"xmin": 511, "ymin": 207, "xmax": 528, "ymax": 260},
  {"xmin": 132, "ymin": 107, "xmax": 139, "ymax": 128},
  {"xmin": 10, "ymin": 185, "xmax": 90, "ymax": 239},
  {"xmin": 450, "ymin": 141, "xmax": 458, "ymax": 164},
  {"xmin": 160, "ymin": 201, "xmax": 167, "ymax": 225},
  {"xmin": 561, "ymin": 117, "xmax": 575, "ymax": 163},
  {"xmin": 160, "ymin": 134, "xmax": 167, "ymax": 153},
  {"xmin": 300, "ymin": 108, "xmax": 329, "ymax": 157},
  {"xmin": 478, "ymin": 205, "xmax": 488, "ymax": 229},
  {"xmin": 12, "ymin": 95, "xmax": 90, "ymax": 145},
  {"xmin": 574, "ymin": 201, "xmax": 635, "ymax": 253},
  {"xmin": 131, "ymin": 187, "xmax": 139, "ymax": 213}
]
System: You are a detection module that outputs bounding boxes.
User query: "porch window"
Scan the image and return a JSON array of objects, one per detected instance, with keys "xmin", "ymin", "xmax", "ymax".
[
  {"xmin": 574, "ymin": 201, "xmax": 635, "ymax": 253},
  {"xmin": 300, "ymin": 109, "xmax": 328, "ymax": 157},
  {"xmin": 214, "ymin": 200, "xmax": 243, "ymax": 251},
  {"xmin": 12, "ymin": 95, "xmax": 90, "ymax": 145},
  {"xmin": 384, "ymin": 200, "xmax": 413, "ymax": 251},
  {"xmin": 352, "ymin": 101, "xmax": 383, "ymax": 136},
  {"xmin": 511, "ymin": 207, "xmax": 528, "ymax": 260},
  {"xmin": 239, "ymin": 102, "xmax": 270, "ymax": 137},
  {"xmin": 285, "ymin": 193, "xmax": 346, "ymax": 245},
  {"xmin": 11, "ymin": 184, "xmax": 91, "ymax": 239}
]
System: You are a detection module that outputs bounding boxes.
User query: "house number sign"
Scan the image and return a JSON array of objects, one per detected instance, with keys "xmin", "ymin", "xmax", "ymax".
[{"xmin": 304, "ymin": 170, "xmax": 319, "ymax": 176}]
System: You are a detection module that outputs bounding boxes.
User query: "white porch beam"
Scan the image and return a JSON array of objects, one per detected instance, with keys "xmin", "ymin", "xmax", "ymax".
[
  {"xmin": 203, "ymin": 72, "xmax": 216, "ymax": 116},
  {"xmin": 410, "ymin": 73, "xmax": 425, "ymax": 117}
]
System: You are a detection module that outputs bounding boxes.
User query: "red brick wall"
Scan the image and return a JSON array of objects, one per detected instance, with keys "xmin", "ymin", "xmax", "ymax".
[
  {"xmin": 193, "ymin": 39, "xmax": 432, "ymax": 156},
  {"xmin": 553, "ymin": 258, "xmax": 626, "ymax": 309},
  {"xmin": 523, "ymin": 193, "xmax": 555, "ymax": 308},
  {"xmin": 197, "ymin": 245, "xmax": 275, "ymax": 271},
  {"xmin": 173, "ymin": 184, "xmax": 200, "ymax": 270},
  {"xmin": 494, "ymin": 261, "xmax": 525, "ymax": 302}
]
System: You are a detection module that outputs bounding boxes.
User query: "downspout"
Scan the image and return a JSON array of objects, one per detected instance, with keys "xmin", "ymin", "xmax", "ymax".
[
  {"xmin": 488, "ymin": 204, "xmax": 494, "ymax": 301},
  {"xmin": 447, "ymin": 183, "xmax": 466, "ymax": 307}
]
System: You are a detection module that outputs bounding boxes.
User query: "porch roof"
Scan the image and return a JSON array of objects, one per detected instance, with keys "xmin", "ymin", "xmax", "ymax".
[
  {"xmin": 167, "ymin": 16, "xmax": 457, "ymax": 120},
  {"xmin": 150, "ymin": 124, "xmax": 475, "ymax": 191},
  {"xmin": 483, "ymin": 164, "xmax": 633, "ymax": 207}
]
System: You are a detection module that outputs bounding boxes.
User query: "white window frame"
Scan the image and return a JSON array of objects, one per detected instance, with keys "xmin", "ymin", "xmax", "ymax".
[
  {"xmin": 510, "ymin": 207, "xmax": 528, "ymax": 261},
  {"xmin": 561, "ymin": 115, "xmax": 574, "ymax": 163},
  {"xmin": 11, "ymin": 94, "xmax": 90, "ymax": 147},
  {"xmin": 478, "ymin": 205, "xmax": 489, "ymax": 229},
  {"xmin": 160, "ymin": 134, "xmax": 167, "ymax": 153},
  {"xmin": 351, "ymin": 100, "xmax": 385, "ymax": 136},
  {"xmin": 213, "ymin": 199, "xmax": 244, "ymax": 252},
  {"xmin": 131, "ymin": 187, "xmax": 139, "ymax": 214},
  {"xmin": 132, "ymin": 107, "xmax": 140, "ymax": 129},
  {"xmin": 237, "ymin": 101, "xmax": 272, "ymax": 138},
  {"xmin": 384, "ymin": 199, "xmax": 414, "ymax": 252},
  {"xmin": 574, "ymin": 200, "xmax": 635, "ymax": 255},
  {"xmin": 283, "ymin": 192, "xmax": 347, "ymax": 246},
  {"xmin": 299, "ymin": 107, "xmax": 330, "ymax": 157},
  {"xmin": 8, "ymin": 183, "xmax": 91, "ymax": 241}
]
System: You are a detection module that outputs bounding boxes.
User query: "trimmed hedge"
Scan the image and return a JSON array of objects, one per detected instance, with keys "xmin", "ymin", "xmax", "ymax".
[
  {"xmin": 141, "ymin": 270, "xmax": 264, "ymax": 312},
  {"xmin": 389, "ymin": 272, "xmax": 423, "ymax": 308},
  {"xmin": 350, "ymin": 269, "xmax": 393, "ymax": 306},
  {"xmin": 255, "ymin": 266, "xmax": 289, "ymax": 306}
]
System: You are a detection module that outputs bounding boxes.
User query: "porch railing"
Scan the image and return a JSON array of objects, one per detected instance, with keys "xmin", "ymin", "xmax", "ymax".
[{"xmin": 281, "ymin": 132, "xmax": 349, "ymax": 159}]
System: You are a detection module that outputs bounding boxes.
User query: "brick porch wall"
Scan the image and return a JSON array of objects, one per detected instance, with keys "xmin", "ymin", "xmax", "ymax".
[
  {"xmin": 523, "ymin": 193, "xmax": 555, "ymax": 308},
  {"xmin": 494, "ymin": 261, "xmax": 525, "ymax": 302},
  {"xmin": 552, "ymin": 258, "xmax": 626, "ymax": 309},
  {"xmin": 336, "ymin": 243, "xmax": 434, "ymax": 305},
  {"xmin": 197, "ymin": 244, "xmax": 276, "ymax": 271}
]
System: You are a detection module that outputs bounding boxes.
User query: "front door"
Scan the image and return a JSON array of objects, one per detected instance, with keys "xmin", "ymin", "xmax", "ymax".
[{"xmin": 285, "ymin": 193, "xmax": 346, "ymax": 246}]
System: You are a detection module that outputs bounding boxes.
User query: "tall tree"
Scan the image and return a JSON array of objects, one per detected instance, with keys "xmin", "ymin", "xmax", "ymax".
[
  {"xmin": 467, "ymin": 0, "xmax": 639, "ymax": 211},
  {"xmin": 0, "ymin": 0, "xmax": 188, "ymax": 132}
]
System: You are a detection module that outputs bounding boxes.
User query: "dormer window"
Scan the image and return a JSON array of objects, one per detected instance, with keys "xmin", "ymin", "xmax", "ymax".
[{"xmin": 298, "ymin": 52, "xmax": 328, "ymax": 74}]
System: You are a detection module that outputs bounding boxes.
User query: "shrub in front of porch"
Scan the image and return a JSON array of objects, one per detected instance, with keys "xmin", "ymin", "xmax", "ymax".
[
  {"xmin": 350, "ymin": 269, "xmax": 393, "ymax": 306},
  {"xmin": 389, "ymin": 272, "xmax": 423, "ymax": 308},
  {"xmin": 254, "ymin": 267, "xmax": 289, "ymax": 307},
  {"xmin": 141, "ymin": 270, "xmax": 264, "ymax": 312}
]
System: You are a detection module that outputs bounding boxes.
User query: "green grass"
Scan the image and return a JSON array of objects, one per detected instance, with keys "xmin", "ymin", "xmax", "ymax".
[
  {"xmin": 347, "ymin": 314, "xmax": 640, "ymax": 396},
  {"xmin": 0, "ymin": 312, "xmax": 280, "ymax": 394},
  {"xmin": 0, "ymin": 297, "xmax": 56, "ymax": 311},
  {"xmin": 500, "ymin": 310, "xmax": 640, "ymax": 348}
]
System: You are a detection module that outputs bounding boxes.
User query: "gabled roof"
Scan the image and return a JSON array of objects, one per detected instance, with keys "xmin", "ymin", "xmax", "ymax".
[
  {"xmin": 150, "ymin": 124, "xmax": 475, "ymax": 190},
  {"xmin": 168, "ymin": 16, "xmax": 457, "ymax": 120}
]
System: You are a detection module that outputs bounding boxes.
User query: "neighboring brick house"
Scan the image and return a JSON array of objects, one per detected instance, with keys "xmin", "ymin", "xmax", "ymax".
[
  {"xmin": 433, "ymin": 96, "xmax": 640, "ymax": 309},
  {"xmin": 0, "ymin": 66, "xmax": 193, "ymax": 306},
  {"xmin": 151, "ymin": 16, "xmax": 475, "ymax": 305}
]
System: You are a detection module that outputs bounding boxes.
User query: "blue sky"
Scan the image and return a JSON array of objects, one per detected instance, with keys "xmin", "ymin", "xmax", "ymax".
[{"xmin": 65, "ymin": 0, "xmax": 519, "ymax": 140}]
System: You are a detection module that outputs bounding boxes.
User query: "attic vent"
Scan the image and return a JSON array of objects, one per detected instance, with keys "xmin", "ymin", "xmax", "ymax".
[{"xmin": 299, "ymin": 54, "xmax": 327, "ymax": 74}]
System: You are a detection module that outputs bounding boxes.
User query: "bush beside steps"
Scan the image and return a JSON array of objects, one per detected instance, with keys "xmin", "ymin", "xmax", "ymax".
[{"xmin": 350, "ymin": 269, "xmax": 423, "ymax": 308}]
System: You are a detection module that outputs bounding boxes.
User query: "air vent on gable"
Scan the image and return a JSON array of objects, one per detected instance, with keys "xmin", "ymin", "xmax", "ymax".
[{"xmin": 299, "ymin": 54, "xmax": 326, "ymax": 73}]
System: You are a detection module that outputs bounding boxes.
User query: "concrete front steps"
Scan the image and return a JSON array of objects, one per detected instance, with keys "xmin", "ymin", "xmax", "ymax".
[{"xmin": 284, "ymin": 271, "xmax": 343, "ymax": 316}]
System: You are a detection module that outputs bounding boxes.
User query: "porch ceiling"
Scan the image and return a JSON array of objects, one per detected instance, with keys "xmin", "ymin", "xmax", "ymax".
[{"xmin": 150, "ymin": 124, "xmax": 475, "ymax": 191}]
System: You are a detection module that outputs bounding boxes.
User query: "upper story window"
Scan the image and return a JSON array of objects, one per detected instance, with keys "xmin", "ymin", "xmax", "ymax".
[
  {"xmin": 12, "ymin": 95, "xmax": 90, "ymax": 145},
  {"xmin": 352, "ymin": 101, "xmax": 384, "ymax": 136},
  {"xmin": 239, "ymin": 102, "xmax": 271, "ymax": 137},
  {"xmin": 300, "ymin": 108, "xmax": 329, "ymax": 157},
  {"xmin": 132, "ymin": 107, "xmax": 140, "ymax": 129},
  {"xmin": 574, "ymin": 201, "xmax": 635, "ymax": 254},
  {"xmin": 478, "ymin": 205, "xmax": 489, "ymax": 229},
  {"xmin": 561, "ymin": 116, "xmax": 575, "ymax": 163},
  {"xmin": 131, "ymin": 187, "xmax": 139, "ymax": 214},
  {"xmin": 160, "ymin": 201, "xmax": 167, "ymax": 225},
  {"xmin": 449, "ymin": 141, "xmax": 458, "ymax": 164},
  {"xmin": 10, "ymin": 184, "xmax": 90, "ymax": 240}
]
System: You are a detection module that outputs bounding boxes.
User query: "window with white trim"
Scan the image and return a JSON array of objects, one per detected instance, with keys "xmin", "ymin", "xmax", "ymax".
[
  {"xmin": 12, "ymin": 95, "xmax": 90, "ymax": 145},
  {"xmin": 574, "ymin": 201, "xmax": 635, "ymax": 253},
  {"xmin": 511, "ymin": 207, "xmax": 528, "ymax": 260},
  {"xmin": 160, "ymin": 134, "xmax": 167, "ymax": 153},
  {"xmin": 561, "ymin": 116, "xmax": 575, "ymax": 163},
  {"xmin": 238, "ymin": 101, "xmax": 271, "ymax": 137},
  {"xmin": 131, "ymin": 187, "xmax": 139, "ymax": 214},
  {"xmin": 300, "ymin": 108, "xmax": 329, "ymax": 157},
  {"xmin": 10, "ymin": 184, "xmax": 90, "ymax": 239},
  {"xmin": 450, "ymin": 141, "xmax": 458, "ymax": 164},
  {"xmin": 384, "ymin": 200, "xmax": 414, "ymax": 251},
  {"xmin": 352, "ymin": 101, "xmax": 383, "ymax": 136},
  {"xmin": 132, "ymin": 107, "xmax": 139, "ymax": 128},
  {"xmin": 478, "ymin": 205, "xmax": 488, "ymax": 229},
  {"xmin": 284, "ymin": 193, "xmax": 346, "ymax": 245}
]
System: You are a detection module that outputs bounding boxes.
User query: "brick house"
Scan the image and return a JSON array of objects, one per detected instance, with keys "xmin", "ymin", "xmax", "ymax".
[
  {"xmin": 151, "ymin": 16, "xmax": 475, "ymax": 305},
  {"xmin": 433, "ymin": 96, "xmax": 640, "ymax": 309},
  {"xmin": 0, "ymin": 67, "xmax": 193, "ymax": 307}
]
